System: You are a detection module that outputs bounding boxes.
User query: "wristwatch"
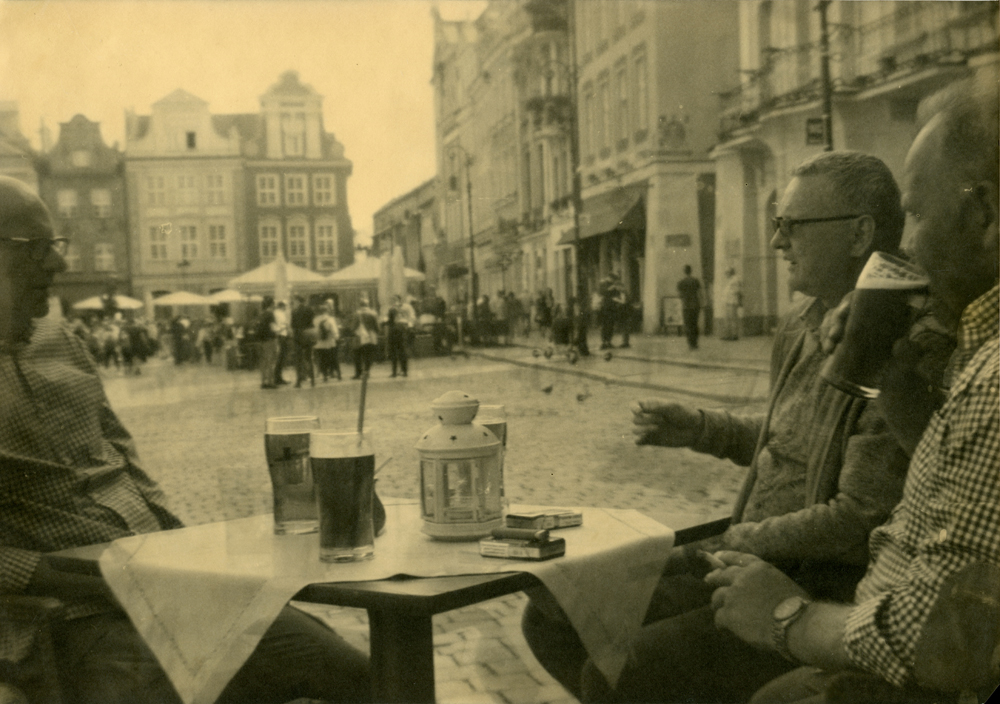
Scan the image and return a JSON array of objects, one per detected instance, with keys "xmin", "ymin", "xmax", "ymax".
[{"xmin": 772, "ymin": 595, "xmax": 811, "ymax": 662}]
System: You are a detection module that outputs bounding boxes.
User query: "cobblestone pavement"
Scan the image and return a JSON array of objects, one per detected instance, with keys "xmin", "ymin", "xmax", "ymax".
[{"xmin": 100, "ymin": 332, "xmax": 772, "ymax": 704}]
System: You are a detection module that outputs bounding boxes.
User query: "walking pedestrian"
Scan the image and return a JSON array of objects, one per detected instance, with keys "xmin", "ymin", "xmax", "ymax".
[
  {"xmin": 313, "ymin": 300, "xmax": 341, "ymax": 382},
  {"xmin": 272, "ymin": 301, "xmax": 290, "ymax": 385},
  {"xmin": 721, "ymin": 266, "xmax": 743, "ymax": 340},
  {"xmin": 677, "ymin": 264, "xmax": 703, "ymax": 350},
  {"xmin": 290, "ymin": 296, "xmax": 316, "ymax": 388},
  {"xmin": 386, "ymin": 307, "xmax": 408, "ymax": 378},
  {"xmin": 255, "ymin": 297, "xmax": 278, "ymax": 389},
  {"xmin": 351, "ymin": 295, "xmax": 378, "ymax": 379}
]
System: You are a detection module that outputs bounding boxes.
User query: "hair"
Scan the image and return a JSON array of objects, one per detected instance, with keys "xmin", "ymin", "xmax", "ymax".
[
  {"xmin": 683, "ymin": 265, "xmax": 692, "ymax": 275},
  {"xmin": 261, "ymin": 296, "xmax": 274, "ymax": 309},
  {"xmin": 917, "ymin": 66, "xmax": 999, "ymax": 187},
  {"xmin": 792, "ymin": 150, "xmax": 904, "ymax": 254}
]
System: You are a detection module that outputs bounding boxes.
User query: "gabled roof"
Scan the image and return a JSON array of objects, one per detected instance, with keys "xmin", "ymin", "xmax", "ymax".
[{"xmin": 153, "ymin": 88, "xmax": 209, "ymax": 107}]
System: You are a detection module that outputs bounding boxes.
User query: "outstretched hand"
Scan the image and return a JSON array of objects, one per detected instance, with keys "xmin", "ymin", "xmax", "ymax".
[{"xmin": 631, "ymin": 400, "xmax": 703, "ymax": 447}]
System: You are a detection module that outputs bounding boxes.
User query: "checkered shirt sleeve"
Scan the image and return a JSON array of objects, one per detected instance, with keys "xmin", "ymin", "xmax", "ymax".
[
  {"xmin": 0, "ymin": 318, "xmax": 182, "ymax": 594},
  {"xmin": 844, "ymin": 286, "xmax": 1000, "ymax": 687}
]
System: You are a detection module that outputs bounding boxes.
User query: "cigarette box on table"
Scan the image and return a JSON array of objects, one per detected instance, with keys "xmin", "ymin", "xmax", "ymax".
[
  {"xmin": 479, "ymin": 536, "xmax": 566, "ymax": 561},
  {"xmin": 505, "ymin": 510, "xmax": 583, "ymax": 530}
]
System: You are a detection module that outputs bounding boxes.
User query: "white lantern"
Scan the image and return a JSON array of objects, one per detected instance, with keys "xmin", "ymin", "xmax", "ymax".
[{"xmin": 415, "ymin": 391, "xmax": 503, "ymax": 540}]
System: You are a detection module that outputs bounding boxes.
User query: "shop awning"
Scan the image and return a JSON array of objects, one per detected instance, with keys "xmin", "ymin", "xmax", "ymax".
[{"xmin": 559, "ymin": 184, "xmax": 646, "ymax": 245}]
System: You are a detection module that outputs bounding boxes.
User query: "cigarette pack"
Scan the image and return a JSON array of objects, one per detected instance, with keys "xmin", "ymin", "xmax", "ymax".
[
  {"xmin": 479, "ymin": 537, "xmax": 566, "ymax": 561},
  {"xmin": 505, "ymin": 510, "xmax": 583, "ymax": 530}
]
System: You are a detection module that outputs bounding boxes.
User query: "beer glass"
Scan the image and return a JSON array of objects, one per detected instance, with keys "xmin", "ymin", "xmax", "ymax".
[
  {"xmin": 265, "ymin": 416, "xmax": 321, "ymax": 535},
  {"xmin": 311, "ymin": 431, "xmax": 376, "ymax": 562}
]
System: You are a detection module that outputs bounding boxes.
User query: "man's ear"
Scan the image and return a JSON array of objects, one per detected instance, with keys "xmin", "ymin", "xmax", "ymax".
[
  {"xmin": 849, "ymin": 214, "xmax": 876, "ymax": 257},
  {"xmin": 971, "ymin": 181, "xmax": 999, "ymax": 267}
]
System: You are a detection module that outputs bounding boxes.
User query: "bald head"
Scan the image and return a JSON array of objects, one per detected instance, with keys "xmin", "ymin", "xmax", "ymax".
[{"xmin": 0, "ymin": 176, "xmax": 53, "ymax": 238}]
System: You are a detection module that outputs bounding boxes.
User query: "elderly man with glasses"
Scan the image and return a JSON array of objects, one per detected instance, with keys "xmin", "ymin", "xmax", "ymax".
[
  {"xmin": 0, "ymin": 177, "xmax": 371, "ymax": 703},
  {"xmin": 522, "ymin": 151, "xmax": 921, "ymax": 703}
]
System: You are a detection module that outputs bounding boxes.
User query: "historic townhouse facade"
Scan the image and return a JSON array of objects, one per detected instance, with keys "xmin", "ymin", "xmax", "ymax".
[
  {"xmin": 37, "ymin": 115, "xmax": 130, "ymax": 304},
  {"xmin": 245, "ymin": 71, "xmax": 354, "ymax": 274},
  {"xmin": 432, "ymin": 0, "xmax": 576, "ymax": 309},
  {"xmin": 124, "ymin": 89, "xmax": 248, "ymax": 299},
  {"xmin": 574, "ymin": 0, "xmax": 738, "ymax": 332},
  {"xmin": 428, "ymin": 0, "xmax": 738, "ymax": 332},
  {"xmin": 372, "ymin": 177, "xmax": 437, "ymax": 283},
  {"xmin": 713, "ymin": 0, "xmax": 998, "ymax": 334}
]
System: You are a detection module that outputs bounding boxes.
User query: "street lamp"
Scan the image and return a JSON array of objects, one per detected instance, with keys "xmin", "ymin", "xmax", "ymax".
[{"xmin": 447, "ymin": 143, "xmax": 478, "ymax": 323}]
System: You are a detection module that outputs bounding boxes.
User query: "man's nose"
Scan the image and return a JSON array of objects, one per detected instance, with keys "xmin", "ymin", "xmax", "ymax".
[
  {"xmin": 43, "ymin": 247, "xmax": 67, "ymax": 274},
  {"xmin": 769, "ymin": 227, "xmax": 787, "ymax": 250}
]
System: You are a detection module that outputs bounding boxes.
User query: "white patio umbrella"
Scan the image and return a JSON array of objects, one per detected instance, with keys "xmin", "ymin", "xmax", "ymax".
[
  {"xmin": 152, "ymin": 291, "xmax": 213, "ymax": 307},
  {"xmin": 206, "ymin": 289, "xmax": 247, "ymax": 304},
  {"xmin": 72, "ymin": 294, "xmax": 145, "ymax": 311},
  {"xmin": 227, "ymin": 257, "xmax": 329, "ymax": 295}
]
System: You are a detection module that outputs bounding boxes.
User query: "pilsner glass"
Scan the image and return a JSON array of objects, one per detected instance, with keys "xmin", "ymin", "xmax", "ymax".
[{"xmin": 265, "ymin": 416, "xmax": 321, "ymax": 535}]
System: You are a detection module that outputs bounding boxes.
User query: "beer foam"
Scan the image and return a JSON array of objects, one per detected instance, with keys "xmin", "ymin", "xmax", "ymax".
[{"xmin": 856, "ymin": 252, "xmax": 930, "ymax": 290}]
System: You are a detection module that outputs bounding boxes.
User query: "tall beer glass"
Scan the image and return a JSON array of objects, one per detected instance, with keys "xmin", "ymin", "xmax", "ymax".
[{"xmin": 265, "ymin": 416, "xmax": 321, "ymax": 535}]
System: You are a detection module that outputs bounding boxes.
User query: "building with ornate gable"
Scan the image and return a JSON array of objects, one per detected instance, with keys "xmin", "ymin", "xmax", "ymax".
[{"xmin": 37, "ymin": 115, "xmax": 130, "ymax": 304}]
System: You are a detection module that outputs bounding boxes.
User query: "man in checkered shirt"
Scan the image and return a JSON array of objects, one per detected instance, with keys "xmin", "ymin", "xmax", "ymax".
[
  {"xmin": 0, "ymin": 176, "xmax": 371, "ymax": 702},
  {"xmin": 703, "ymin": 73, "xmax": 999, "ymax": 702}
]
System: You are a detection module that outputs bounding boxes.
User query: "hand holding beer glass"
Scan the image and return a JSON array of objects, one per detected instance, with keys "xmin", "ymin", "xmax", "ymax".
[{"xmin": 820, "ymin": 252, "xmax": 930, "ymax": 398}]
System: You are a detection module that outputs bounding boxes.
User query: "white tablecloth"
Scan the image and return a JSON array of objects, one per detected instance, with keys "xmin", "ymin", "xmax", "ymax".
[{"xmin": 99, "ymin": 500, "xmax": 673, "ymax": 704}]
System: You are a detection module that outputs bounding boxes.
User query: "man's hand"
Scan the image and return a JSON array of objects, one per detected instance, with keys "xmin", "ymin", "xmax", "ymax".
[
  {"xmin": 631, "ymin": 400, "xmax": 703, "ymax": 447},
  {"xmin": 704, "ymin": 551, "xmax": 809, "ymax": 651},
  {"xmin": 877, "ymin": 321, "xmax": 954, "ymax": 455}
]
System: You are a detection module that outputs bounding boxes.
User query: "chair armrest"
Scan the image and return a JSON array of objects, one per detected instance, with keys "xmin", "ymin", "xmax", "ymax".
[{"xmin": 674, "ymin": 517, "xmax": 730, "ymax": 546}]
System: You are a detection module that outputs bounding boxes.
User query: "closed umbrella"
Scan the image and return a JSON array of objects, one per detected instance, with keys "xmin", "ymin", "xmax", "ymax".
[{"xmin": 274, "ymin": 253, "xmax": 289, "ymax": 305}]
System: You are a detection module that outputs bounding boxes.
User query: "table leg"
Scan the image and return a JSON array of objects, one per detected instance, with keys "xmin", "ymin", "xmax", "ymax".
[{"xmin": 368, "ymin": 607, "xmax": 435, "ymax": 704}]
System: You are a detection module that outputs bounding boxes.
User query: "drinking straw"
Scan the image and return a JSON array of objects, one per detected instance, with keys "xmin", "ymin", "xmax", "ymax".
[
  {"xmin": 357, "ymin": 370, "xmax": 368, "ymax": 436},
  {"xmin": 375, "ymin": 457, "xmax": 393, "ymax": 475}
]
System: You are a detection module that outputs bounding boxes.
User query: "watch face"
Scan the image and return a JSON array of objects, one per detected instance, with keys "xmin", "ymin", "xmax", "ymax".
[{"xmin": 774, "ymin": 596, "xmax": 804, "ymax": 621}]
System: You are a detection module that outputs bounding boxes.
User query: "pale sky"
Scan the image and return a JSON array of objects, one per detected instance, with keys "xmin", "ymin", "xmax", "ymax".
[{"xmin": 0, "ymin": 0, "xmax": 487, "ymax": 243}]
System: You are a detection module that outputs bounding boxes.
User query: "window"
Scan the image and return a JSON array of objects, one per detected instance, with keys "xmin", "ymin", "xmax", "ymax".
[
  {"xmin": 281, "ymin": 112, "xmax": 306, "ymax": 157},
  {"xmin": 149, "ymin": 225, "xmax": 168, "ymax": 260},
  {"xmin": 186, "ymin": 132, "xmax": 196, "ymax": 149},
  {"xmin": 633, "ymin": 47, "xmax": 649, "ymax": 138},
  {"xmin": 615, "ymin": 60, "xmax": 629, "ymax": 148},
  {"xmin": 206, "ymin": 174, "xmax": 225, "ymax": 205},
  {"xmin": 315, "ymin": 222, "xmax": 337, "ymax": 268},
  {"xmin": 146, "ymin": 176, "xmax": 166, "ymax": 206},
  {"xmin": 177, "ymin": 175, "xmax": 197, "ymax": 206},
  {"xmin": 597, "ymin": 73, "xmax": 610, "ymax": 155},
  {"xmin": 208, "ymin": 225, "xmax": 228, "ymax": 258},
  {"xmin": 94, "ymin": 243, "xmax": 115, "ymax": 272},
  {"xmin": 287, "ymin": 223, "xmax": 307, "ymax": 260},
  {"xmin": 63, "ymin": 242, "xmax": 82, "ymax": 272},
  {"xmin": 91, "ymin": 189, "xmax": 111, "ymax": 218},
  {"xmin": 257, "ymin": 175, "xmax": 278, "ymax": 206},
  {"xmin": 56, "ymin": 189, "xmax": 78, "ymax": 218},
  {"xmin": 286, "ymin": 175, "xmax": 306, "ymax": 205},
  {"xmin": 179, "ymin": 225, "xmax": 198, "ymax": 259},
  {"xmin": 70, "ymin": 150, "xmax": 91, "ymax": 168},
  {"xmin": 259, "ymin": 223, "xmax": 279, "ymax": 261},
  {"xmin": 313, "ymin": 175, "xmax": 335, "ymax": 205},
  {"xmin": 582, "ymin": 84, "xmax": 594, "ymax": 160}
]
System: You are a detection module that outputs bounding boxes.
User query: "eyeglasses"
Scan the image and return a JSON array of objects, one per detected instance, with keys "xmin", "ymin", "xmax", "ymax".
[
  {"xmin": 771, "ymin": 215, "xmax": 862, "ymax": 237},
  {"xmin": 0, "ymin": 237, "xmax": 70, "ymax": 261}
]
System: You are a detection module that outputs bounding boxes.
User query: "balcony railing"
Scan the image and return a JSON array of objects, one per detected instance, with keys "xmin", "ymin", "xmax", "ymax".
[{"xmin": 718, "ymin": 3, "xmax": 998, "ymax": 142}]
